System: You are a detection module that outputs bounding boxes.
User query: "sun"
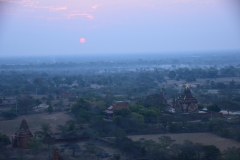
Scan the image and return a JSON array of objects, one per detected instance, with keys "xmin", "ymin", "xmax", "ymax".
[{"xmin": 80, "ymin": 38, "xmax": 86, "ymax": 43}]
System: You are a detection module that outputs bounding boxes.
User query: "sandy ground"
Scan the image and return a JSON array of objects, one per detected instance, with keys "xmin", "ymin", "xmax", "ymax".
[
  {"xmin": 128, "ymin": 132, "xmax": 240, "ymax": 151},
  {"xmin": 0, "ymin": 112, "xmax": 72, "ymax": 136}
]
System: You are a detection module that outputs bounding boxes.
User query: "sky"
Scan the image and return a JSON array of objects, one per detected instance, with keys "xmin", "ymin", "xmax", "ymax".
[{"xmin": 0, "ymin": 0, "xmax": 240, "ymax": 56}]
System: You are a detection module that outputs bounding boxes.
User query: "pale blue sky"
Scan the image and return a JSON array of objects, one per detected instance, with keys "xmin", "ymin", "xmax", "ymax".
[{"xmin": 0, "ymin": 0, "xmax": 239, "ymax": 56}]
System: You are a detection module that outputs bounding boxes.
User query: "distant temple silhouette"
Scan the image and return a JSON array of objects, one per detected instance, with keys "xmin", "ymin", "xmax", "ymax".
[
  {"xmin": 144, "ymin": 89, "xmax": 168, "ymax": 107},
  {"xmin": 12, "ymin": 119, "xmax": 33, "ymax": 148},
  {"xmin": 52, "ymin": 148, "xmax": 60, "ymax": 160}
]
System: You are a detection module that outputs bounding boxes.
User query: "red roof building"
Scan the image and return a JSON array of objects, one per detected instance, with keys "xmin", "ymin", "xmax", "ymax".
[{"xmin": 104, "ymin": 101, "xmax": 129, "ymax": 118}]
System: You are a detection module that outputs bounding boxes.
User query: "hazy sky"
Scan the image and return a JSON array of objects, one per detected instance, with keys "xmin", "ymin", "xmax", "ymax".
[{"xmin": 0, "ymin": 0, "xmax": 239, "ymax": 56}]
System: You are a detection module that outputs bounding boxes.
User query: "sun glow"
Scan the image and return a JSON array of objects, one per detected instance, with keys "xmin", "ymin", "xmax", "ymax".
[{"xmin": 80, "ymin": 38, "xmax": 86, "ymax": 43}]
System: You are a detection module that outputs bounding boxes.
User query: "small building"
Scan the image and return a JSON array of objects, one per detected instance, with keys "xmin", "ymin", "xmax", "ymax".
[
  {"xmin": 52, "ymin": 148, "xmax": 60, "ymax": 160},
  {"xmin": 173, "ymin": 85, "xmax": 198, "ymax": 113},
  {"xmin": 12, "ymin": 119, "xmax": 33, "ymax": 148},
  {"xmin": 104, "ymin": 101, "xmax": 129, "ymax": 119},
  {"xmin": 61, "ymin": 92, "xmax": 71, "ymax": 98}
]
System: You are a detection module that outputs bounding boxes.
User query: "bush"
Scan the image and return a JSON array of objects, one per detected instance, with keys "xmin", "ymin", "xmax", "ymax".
[
  {"xmin": 168, "ymin": 123, "xmax": 182, "ymax": 133},
  {"xmin": 1, "ymin": 111, "xmax": 17, "ymax": 119},
  {"xmin": 220, "ymin": 129, "xmax": 230, "ymax": 137},
  {"xmin": 114, "ymin": 108, "xmax": 131, "ymax": 117},
  {"xmin": 0, "ymin": 133, "xmax": 11, "ymax": 146},
  {"xmin": 207, "ymin": 104, "xmax": 221, "ymax": 112},
  {"xmin": 202, "ymin": 145, "xmax": 221, "ymax": 160}
]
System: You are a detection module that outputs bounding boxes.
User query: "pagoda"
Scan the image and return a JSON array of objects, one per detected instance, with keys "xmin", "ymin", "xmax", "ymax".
[
  {"xmin": 173, "ymin": 85, "xmax": 198, "ymax": 113},
  {"xmin": 144, "ymin": 89, "xmax": 168, "ymax": 107},
  {"xmin": 52, "ymin": 148, "xmax": 60, "ymax": 160},
  {"xmin": 12, "ymin": 119, "xmax": 33, "ymax": 148}
]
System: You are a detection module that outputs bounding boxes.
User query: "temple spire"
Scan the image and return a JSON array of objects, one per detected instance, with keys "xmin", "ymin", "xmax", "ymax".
[
  {"xmin": 19, "ymin": 118, "xmax": 30, "ymax": 131},
  {"xmin": 186, "ymin": 83, "xmax": 189, "ymax": 89}
]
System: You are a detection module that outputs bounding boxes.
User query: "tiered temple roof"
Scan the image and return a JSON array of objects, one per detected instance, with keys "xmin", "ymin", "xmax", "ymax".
[
  {"xmin": 173, "ymin": 85, "xmax": 198, "ymax": 113},
  {"xmin": 177, "ymin": 86, "xmax": 198, "ymax": 104}
]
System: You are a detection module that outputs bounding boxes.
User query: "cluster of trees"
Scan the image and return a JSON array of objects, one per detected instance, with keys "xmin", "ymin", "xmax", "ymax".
[
  {"xmin": 66, "ymin": 98, "xmax": 235, "ymax": 137},
  {"xmin": 0, "ymin": 132, "xmax": 11, "ymax": 159},
  {"xmin": 168, "ymin": 66, "xmax": 240, "ymax": 82},
  {"xmin": 1, "ymin": 64, "xmax": 240, "ymax": 99},
  {"xmin": 114, "ymin": 135, "xmax": 240, "ymax": 160}
]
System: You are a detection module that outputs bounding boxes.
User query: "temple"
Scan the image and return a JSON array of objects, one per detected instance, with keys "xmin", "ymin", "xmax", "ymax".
[
  {"xmin": 12, "ymin": 119, "xmax": 33, "ymax": 148},
  {"xmin": 52, "ymin": 148, "xmax": 60, "ymax": 160},
  {"xmin": 144, "ymin": 89, "xmax": 168, "ymax": 107},
  {"xmin": 104, "ymin": 101, "xmax": 129, "ymax": 119},
  {"xmin": 173, "ymin": 85, "xmax": 198, "ymax": 113}
]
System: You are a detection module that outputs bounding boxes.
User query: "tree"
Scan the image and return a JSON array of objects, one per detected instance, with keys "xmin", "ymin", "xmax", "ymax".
[
  {"xmin": 208, "ymin": 118, "xmax": 227, "ymax": 132},
  {"xmin": 113, "ymin": 116, "xmax": 122, "ymax": 126},
  {"xmin": 168, "ymin": 123, "xmax": 182, "ymax": 133},
  {"xmin": 47, "ymin": 95, "xmax": 54, "ymax": 101},
  {"xmin": 202, "ymin": 145, "xmax": 221, "ymax": 160},
  {"xmin": 42, "ymin": 133, "xmax": 55, "ymax": 150},
  {"xmin": 0, "ymin": 133, "xmax": 11, "ymax": 146},
  {"xmin": 34, "ymin": 77, "xmax": 43, "ymax": 86},
  {"xmin": 116, "ymin": 137, "xmax": 142, "ymax": 159},
  {"xmin": 57, "ymin": 124, "xmax": 68, "ymax": 137},
  {"xmin": 158, "ymin": 136, "xmax": 175, "ymax": 149},
  {"xmin": 47, "ymin": 105, "xmax": 53, "ymax": 114},
  {"xmin": 173, "ymin": 140, "xmax": 203, "ymax": 160},
  {"xmin": 41, "ymin": 123, "xmax": 51, "ymax": 134},
  {"xmin": 198, "ymin": 104, "xmax": 205, "ymax": 110},
  {"xmin": 143, "ymin": 109, "xmax": 158, "ymax": 123},
  {"xmin": 114, "ymin": 108, "xmax": 131, "ymax": 117},
  {"xmin": 27, "ymin": 138, "xmax": 42, "ymax": 157},
  {"xmin": 113, "ymin": 127, "xmax": 126, "ymax": 139},
  {"xmin": 159, "ymin": 115, "xmax": 173, "ymax": 131},
  {"xmin": 17, "ymin": 95, "xmax": 35, "ymax": 113},
  {"xmin": 113, "ymin": 154, "xmax": 121, "ymax": 160},
  {"xmin": 35, "ymin": 99, "xmax": 41, "ymax": 107},
  {"xmin": 66, "ymin": 120, "xmax": 76, "ymax": 132},
  {"xmin": 83, "ymin": 143, "xmax": 100, "ymax": 160},
  {"xmin": 1, "ymin": 110, "xmax": 17, "ymax": 119},
  {"xmin": 223, "ymin": 147, "xmax": 240, "ymax": 160},
  {"xmin": 168, "ymin": 71, "xmax": 176, "ymax": 79},
  {"xmin": 207, "ymin": 104, "xmax": 221, "ymax": 112},
  {"xmin": 0, "ymin": 133, "xmax": 11, "ymax": 160},
  {"xmin": 229, "ymin": 80, "xmax": 235, "ymax": 89},
  {"xmin": 129, "ymin": 112, "xmax": 145, "ymax": 127},
  {"xmin": 68, "ymin": 143, "xmax": 80, "ymax": 157}
]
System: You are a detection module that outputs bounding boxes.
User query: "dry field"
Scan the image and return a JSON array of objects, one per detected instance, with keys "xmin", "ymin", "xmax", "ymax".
[
  {"xmin": 128, "ymin": 133, "xmax": 240, "ymax": 151},
  {"xmin": 0, "ymin": 112, "xmax": 72, "ymax": 136}
]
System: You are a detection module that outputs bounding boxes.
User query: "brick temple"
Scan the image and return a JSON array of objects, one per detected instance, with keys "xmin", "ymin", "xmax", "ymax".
[
  {"xmin": 173, "ymin": 85, "xmax": 198, "ymax": 113},
  {"xmin": 12, "ymin": 119, "xmax": 33, "ymax": 148},
  {"xmin": 144, "ymin": 89, "xmax": 168, "ymax": 107}
]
